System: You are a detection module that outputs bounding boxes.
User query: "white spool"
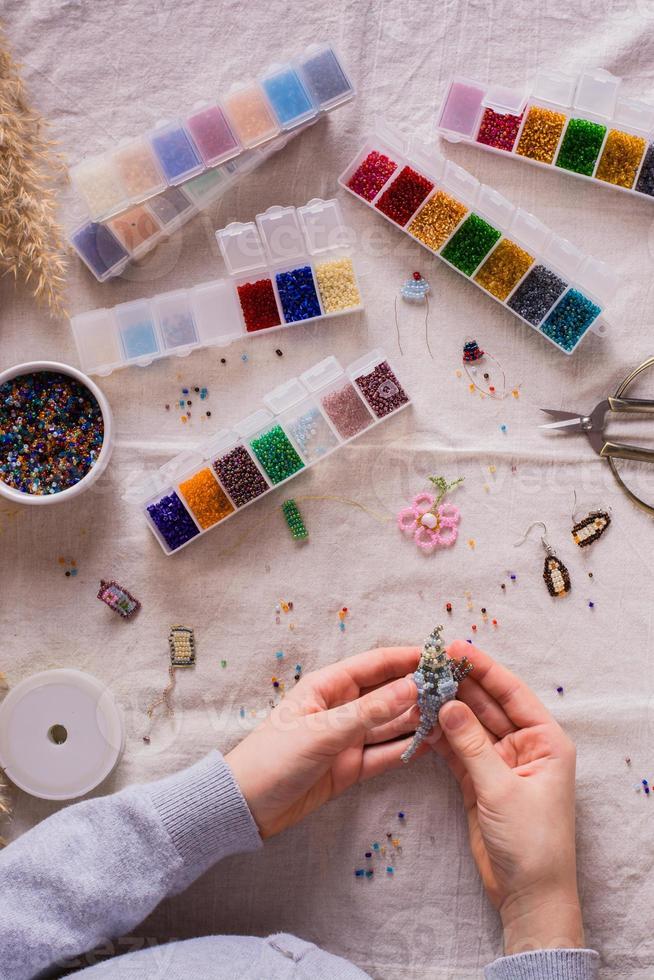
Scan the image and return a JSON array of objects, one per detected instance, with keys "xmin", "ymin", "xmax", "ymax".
[{"xmin": 0, "ymin": 669, "xmax": 125, "ymax": 800}]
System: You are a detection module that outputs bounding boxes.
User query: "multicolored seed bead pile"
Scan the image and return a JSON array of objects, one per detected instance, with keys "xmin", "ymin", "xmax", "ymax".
[
  {"xmin": 314, "ymin": 258, "xmax": 361, "ymax": 312},
  {"xmin": 375, "ymin": 166, "xmax": 434, "ymax": 226},
  {"xmin": 540, "ymin": 288, "xmax": 601, "ymax": 351},
  {"xmin": 178, "ymin": 468, "xmax": 234, "ymax": 529},
  {"xmin": 213, "ymin": 446, "xmax": 268, "ymax": 506},
  {"xmin": 237, "ymin": 279, "xmax": 281, "ymax": 331},
  {"xmin": 354, "ymin": 361, "xmax": 409, "ymax": 418},
  {"xmin": 441, "ymin": 214, "xmax": 502, "ymax": 276},
  {"xmin": 507, "ymin": 265, "xmax": 568, "ymax": 325},
  {"xmin": 474, "ymin": 238, "xmax": 534, "ymax": 300},
  {"xmin": 346, "ymin": 150, "xmax": 397, "ymax": 201},
  {"xmin": 0, "ymin": 371, "xmax": 104, "ymax": 495},
  {"xmin": 147, "ymin": 491, "xmax": 200, "ymax": 550},
  {"xmin": 408, "ymin": 190, "xmax": 468, "ymax": 251},
  {"xmin": 515, "ymin": 106, "xmax": 567, "ymax": 164},
  {"xmin": 282, "ymin": 498, "xmax": 308, "ymax": 540},
  {"xmin": 320, "ymin": 383, "xmax": 373, "ymax": 438},
  {"xmin": 556, "ymin": 118, "xmax": 606, "ymax": 177},
  {"xmin": 250, "ymin": 424, "xmax": 304, "ymax": 483},
  {"xmin": 275, "ymin": 266, "xmax": 321, "ymax": 322},
  {"xmin": 477, "ymin": 108, "xmax": 523, "ymax": 151}
]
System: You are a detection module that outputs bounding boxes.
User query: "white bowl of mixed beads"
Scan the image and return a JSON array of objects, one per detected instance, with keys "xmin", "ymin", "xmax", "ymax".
[{"xmin": 0, "ymin": 360, "xmax": 113, "ymax": 505}]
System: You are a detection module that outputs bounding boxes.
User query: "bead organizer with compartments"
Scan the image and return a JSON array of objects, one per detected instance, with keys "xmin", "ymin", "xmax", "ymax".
[
  {"xmin": 436, "ymin": 68, "xmax": 654, "ymax": 201},
  {"xmin": 338, "ymin": 119, "xmax": 619, "ymax": 354},
  {"xmin": 70, "ymin": 199, "xmax": 363, "ymax": 376},
  {"xmin": 134, "ymin": 349, "xmax": 410, "ymax": 555},
  {"xmin": 68, "ymin": 43, "xmax": 355, "ymax": 282}
]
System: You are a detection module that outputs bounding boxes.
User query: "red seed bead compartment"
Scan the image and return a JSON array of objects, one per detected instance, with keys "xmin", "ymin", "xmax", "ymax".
[
  {"xmin": 374, "ymin": 166, "xmax": 435, "ymax": 227},
  {"xmin": 346, "ymin": 148, "xmax": 399, "ymax": 202},
  {"xmin": 236, "ymin": 277, "xmax": 282, "ymax": 332}
]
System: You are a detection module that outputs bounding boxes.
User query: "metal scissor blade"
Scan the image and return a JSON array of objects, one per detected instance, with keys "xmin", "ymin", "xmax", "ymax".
[
  {"xmin": 539, "ymin": 408, "xmax": 584, "ymax": 422},
  {"xmin": 539, "ymin": 417, "xmax": 585, "ymax": 431}
]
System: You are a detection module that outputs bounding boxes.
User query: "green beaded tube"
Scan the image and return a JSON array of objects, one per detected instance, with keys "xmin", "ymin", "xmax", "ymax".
[{"xmin": 282, "ymin": 498, "xmax": 308, "ymax": 540}]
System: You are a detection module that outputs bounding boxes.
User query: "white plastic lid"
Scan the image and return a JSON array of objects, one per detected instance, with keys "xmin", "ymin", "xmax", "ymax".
[
  {"xmin": 346, "ymin": 347, "xmax": 383, "ymax": 380},
  {"xmin": 0, "ymin": 668, "xmax": 124, "ymax": 800},
  {"xmin": 574, "ymin": 68, "xmax": 620, "ymax": 119},
  {"xmin": 509, "ymin": 208, "xmax": 551, "ymax": 254},
  {"xmin": 216, "ymin": 221, "xmax": 267, "ymax": 275},
  {"xmin": 300, "ymin": 355, "xmax": 345, "ymax": 390},
  {"xmin": 70, "ymin": 308, "xmax": 122, "ymax": 376},
  {"xmin": 441, "ymin": 159, "xmax": 480, "ymax": 206},
  {"xmin": 298, "ymin": 198, "xmax": 349, "ymax": 254},
  {"xmin": 373, "ymin": 115, "xmax": 409, "ymax": 157},
  {"xmin": 203, "ymin": 428, "xmax": 240, "ymax": 458},
  {"xmin": 613, "ymin": 96, "xmax": 654, "ymax": 135},
  {"xmin": 532, "ymin": 69, "xmax": 576, "ymax": 107},
  {"xmin": 484, "ymin": 84, "xmax": 528, "ymax": 115},
  {"xmin": 408, "ymin": 137, "xmax": 446, "ymax": 182},
  {"xmin": 257, "ymin": 205, "xmax": 306, "ymax": 264},
  {"xmin": 476, "ymin": 185, "xmax": 515, "ymax": 228},
  {"xmin": 236, "ymin": 407, "xmax": 274, "ymax": 438},
  {"xmin": 543, "ymin": 234, "xmax": 584, "ymax": 278},
  {"xmin": 159, "ymin": 449, "xmax": 205, "ymax": 483},
  {"xmin": 575, "ymin": 256, "xmax": 619, "ymax": 305},
  {"xmin": 263, "ymin": 377, "xmax": 309, "ymax": 414}
]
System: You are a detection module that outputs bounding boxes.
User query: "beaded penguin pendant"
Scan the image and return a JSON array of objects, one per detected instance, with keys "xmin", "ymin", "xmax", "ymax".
[
  {"xmin": 401, "ymin": 625, "xmax": 473, "ymax": 763},
  {"xmin": 572, "ymin": 510, "xmax": 611, "ymax": 548},
  {"xmin": 543, "ymin": 555, "xmax": 571, "ymax": 597}
]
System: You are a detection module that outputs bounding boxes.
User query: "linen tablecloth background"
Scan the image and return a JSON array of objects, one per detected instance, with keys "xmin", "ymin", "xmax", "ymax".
[{"xmin": 2, "ymin": 2, "xmax": 654, "ymax": 977}]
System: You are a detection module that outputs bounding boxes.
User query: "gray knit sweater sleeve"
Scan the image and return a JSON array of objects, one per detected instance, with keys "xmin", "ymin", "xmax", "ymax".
[
  {"xmin": 486, "ymin": 949, "xmax": 600, "ymax": 978},
  {"xmin": 0, "ymin": 750, "xmax": 262, "ymax": 979}
]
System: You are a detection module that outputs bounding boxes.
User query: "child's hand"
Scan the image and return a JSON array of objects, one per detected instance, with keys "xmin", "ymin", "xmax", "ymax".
[
  {"xmin": 436, "ymin": 641, "xmax": 583, "ymax": 954},
  {"xmin": 226, "ymin": 647, "xmax": 423, "ymax": 839}
]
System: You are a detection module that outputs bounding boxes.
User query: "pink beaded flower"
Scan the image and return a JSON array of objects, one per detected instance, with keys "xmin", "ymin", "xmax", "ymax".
[{"xmin": 397, "ymin": 476, "xmax": 463, "ymax": 553}]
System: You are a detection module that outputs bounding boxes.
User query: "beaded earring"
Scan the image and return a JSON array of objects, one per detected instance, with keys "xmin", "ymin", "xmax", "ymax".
[
  {"xmin": 571, "ymin": 493, "xmax": 611, "ymax": 548},
  {"xmin": 394, "ymin": 271, "xmax": 433, "ymax": 358},
  {"xmin": 462, "ymin": 338, "xmax": 520, "ymax": 400},
  {"xmin": 143, "ymin": 625, "xmax": 196, "ymax": 743},
  {"xmin": 514, "ymin": 521, "xmax": 571, "ymax": 597}
]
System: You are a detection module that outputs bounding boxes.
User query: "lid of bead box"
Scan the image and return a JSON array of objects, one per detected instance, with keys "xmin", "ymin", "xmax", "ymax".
[
  {"xmin": 70, "ymin": 308, "xmax": 123, "ymax": 376},
  {"xmin": 508, "ymin": 208, "xmax": 550, "ymax": 255},
  {"xmin": 235, "ymin": 407, "xmax": 275, "ymax": 439},
  {"xmin": 573, "ymin": 68, "xmax": 619, "ymax": 119},
  {"xmin": 346, "ymin": 348, "xmax": 385, "ymax": 379},
  {"xmin": 542, "ymin": 235, "xmax": 584, "ymax": 279},
  {"xmin": 474, "ymin": 184, "xmax": 514, "ymax": 228},
  {"xmin": 297, "ymin": 199, "xmax": 350, "ymax": 255},
  {"xmin": 256, "ymin": 205, "xmax": 307, "ymax": 264},
  {"xmin": 216, "ymin": 221, "xmax": 268, "ymax": 275},
  {"xmin": 190, "ymin": 279, "xmax": 244, "ymax": 347},
  {"xmin": 575, "ymin": 256, "xmax": 620, "ymax": 306},
  {"xmin": 300, "ymin": 355, "xmax": 345, "ymax": 390},
  {"xmin": 613, "ymin": 96, "xmax": 654, "ymax": 135},
  {"xmin": 440, "ymin": 159, "xmax": 480, "ymax": 206},
  {"xmin": 483, "ymin": 84, "xmax": 527, "ymax": 116},
  {"xmin": 531, "ymin": 69, "xmax": 577, "ymax": 108},
  {"xmin": 203, "ymin": 429, "xmax": 240, "ymax": 458},
  {"xmin": 159, "ymin": 449, "xmax": 205, "ymax": 483},
  {"xmin": 263, "ymin": 377, "xmax": 309, "ymax": 414}
]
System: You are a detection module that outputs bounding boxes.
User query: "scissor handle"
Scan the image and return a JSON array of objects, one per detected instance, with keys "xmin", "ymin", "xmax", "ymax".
[
  {"xmin": 601, "ymin": 440, "xmax": 654, "ymax": 463},
  {"xmin": 608, "ymin": 396, "xmax": 654, "ymax": 413}
]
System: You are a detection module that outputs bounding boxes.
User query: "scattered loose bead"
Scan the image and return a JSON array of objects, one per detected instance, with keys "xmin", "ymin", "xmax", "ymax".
[
  {"xmin": 446, "ymin": 602, "xmax": 452, "ymax": 613},
  {"xmin": 556, "ymin": 686, "xmax": 564, "ymax": 695}
]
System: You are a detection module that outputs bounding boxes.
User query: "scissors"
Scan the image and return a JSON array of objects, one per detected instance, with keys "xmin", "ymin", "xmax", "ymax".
[{"xmin": 540, "ymin": 356, "xmax": 654, "ymax": 516}]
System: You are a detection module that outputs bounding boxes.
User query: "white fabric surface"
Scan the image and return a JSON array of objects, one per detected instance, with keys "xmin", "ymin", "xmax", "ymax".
[{"xmin": 2, "ymin": 2, "xmax": 654, "ymax": 977}]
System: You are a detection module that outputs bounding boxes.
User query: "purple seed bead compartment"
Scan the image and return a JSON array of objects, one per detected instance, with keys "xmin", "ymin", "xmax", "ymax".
[
  {"xmin": 146, "ymin": 489, "xmax": 200, "ymax": 551},
  {"xmin": 354, "ymin": 361, "xmax": 410, "ymax": 418}
]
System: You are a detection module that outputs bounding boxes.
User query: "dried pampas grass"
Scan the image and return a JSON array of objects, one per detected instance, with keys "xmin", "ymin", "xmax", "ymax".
[{"xmin": 0, "ymin": 24, "xmax": 67, "ymax": 317}]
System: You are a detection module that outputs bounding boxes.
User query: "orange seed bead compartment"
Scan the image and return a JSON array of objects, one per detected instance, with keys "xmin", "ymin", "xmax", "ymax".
[{"xmin": 178, "ymin": 468, "xmax": 234, "ymax": 529}]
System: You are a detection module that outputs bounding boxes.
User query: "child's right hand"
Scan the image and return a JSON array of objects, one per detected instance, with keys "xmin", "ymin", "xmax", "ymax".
[{"xmin": 436, "ymin": 642, "xmax": 584, "ymax": 956}]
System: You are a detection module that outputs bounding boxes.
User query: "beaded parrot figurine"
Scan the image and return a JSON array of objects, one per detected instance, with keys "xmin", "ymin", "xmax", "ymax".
[{"xmin": 401, "ymin": 625, "xmax": 473, "ymax": 763}]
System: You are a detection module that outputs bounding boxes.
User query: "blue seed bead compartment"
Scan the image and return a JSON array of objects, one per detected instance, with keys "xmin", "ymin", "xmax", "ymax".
[
  {"xmin": 70, "ymin": 199, "xmax": 363, "ymax": 376},
  {"xmin": 338, "ymin": 118, "xmax": 619, "ymax": 355},
  {"xmin": 68, "ymin": 42, "xmax": 355, "ymax": 279},
  {"xmin": 436, "ymin": 67, "xmax": 654, "ymax": 204},
  {"xmin": 134, "ymin": 348, "xmax": 410, "ymax": 556}
]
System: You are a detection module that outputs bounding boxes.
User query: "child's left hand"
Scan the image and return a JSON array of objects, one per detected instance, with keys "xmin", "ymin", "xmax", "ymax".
[{"xmin": 226, "ymin": 647, "xmax": 422, "ymax": 838}]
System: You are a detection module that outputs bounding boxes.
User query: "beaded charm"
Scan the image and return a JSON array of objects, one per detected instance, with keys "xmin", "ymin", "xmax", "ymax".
[
  {"xmin": 97, "ymin": 580, "xmax": 141, "ymax": 618},
  {"xmin": 401, "ymin": 625, "xmax": 473, "ymax": 763},
  {"xmin": 572, "ymin": 510, "xmax": 611, "ymax": 548},
  {"xmin": 394, "ymin": 272, "xmax": 433, "ymax": 357},
  {"xmin": 168, "ymin": 625, "xmax": 196, "ymax": 667},
  {"xmin": 461, "ymin": 338, "xmax": 519, "ymax": 400},
  {"xmin": 397, "ymin": 475, "xmax": 463, "ymax": 552}
]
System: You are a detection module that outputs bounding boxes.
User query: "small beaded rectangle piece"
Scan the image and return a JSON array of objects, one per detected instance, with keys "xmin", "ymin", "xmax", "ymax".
[
  {"xmin": 97, "ymin": 579, "xmax": 141, "ymax": 618},
  {"xmin": 169, "ymin": 625, "xmax": 196, "ymax": 667}
]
